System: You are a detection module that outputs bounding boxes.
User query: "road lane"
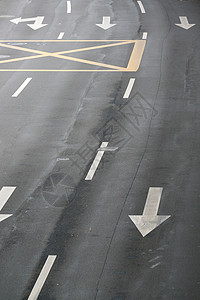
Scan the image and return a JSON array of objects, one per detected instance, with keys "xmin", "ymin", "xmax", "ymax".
[
  {"xmin": 0, "ymin": 0, "xmax": 199, "ymax": 299},
  {"xmin": 0, "ymin": 0, "xmax": 140, "ymax": 299}
]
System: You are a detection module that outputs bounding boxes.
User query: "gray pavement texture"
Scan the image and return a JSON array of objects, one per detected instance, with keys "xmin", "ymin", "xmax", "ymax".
[{"xmin": 0, "ymin": 0, "xmax": 199, "ymax": 299}]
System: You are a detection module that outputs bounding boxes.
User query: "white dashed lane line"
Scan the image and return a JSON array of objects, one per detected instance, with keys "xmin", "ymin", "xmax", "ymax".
[
  {"xmin": 12, "ymin": 77, "xmax": 32, "ymax": 97},
  {"xmin": 137, "ymin": 1, "xmax": 146, "ymax": 14},
  {"xmin": 28, "ymin": 256, "xmax": 57, "ymax": 300},
  {"xmin": 57, "ymin": 32, "xmax": 65, "ymax": 39},
  {"xmin": 85, "ymin": 142, "xmax": 109, "ymax": 181},
  {"xmin": 67, "ymin": 1, "xmax": 72, "ymax": 13},
  {"xmin": 123, "ymin": 78, "xmax": 135, "ymax": 99},
  {"xmin": 142, "ymin": 32, "xmax": 148, "ymax": 40}
]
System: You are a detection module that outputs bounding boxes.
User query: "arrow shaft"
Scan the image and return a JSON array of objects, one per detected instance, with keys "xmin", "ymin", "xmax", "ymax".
[
  {"xmin": 143, "ymin": 187, "xmax": 163, "ymax": 216},
  {"xmin": 18, "ymin": 17, "xmax": 38, "ymax": 23},
  {"xmin": 0, "ymin": 187, "xmax": 16, "ymax": 210},
  {"xmin": 103, "ymin": 16, "xmax": 111, "ymax": 25},
  {"xmin": 179, "ymin": 16, "xmax": 189, "ymax": 26}
]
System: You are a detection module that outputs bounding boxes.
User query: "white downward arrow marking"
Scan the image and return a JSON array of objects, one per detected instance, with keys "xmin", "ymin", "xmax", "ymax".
[
  {"xmin": 129, "ymin": 187, "xmax": 170, "ymax": 237},
  {"xmin": 175, "ymin": 16, "xmax": 195, "ymax": 30},
  {"xmin": 0, "ymin": 186, "xmax": 16, "ymax": 223},
  {"xmin": 96, "ymin": 16, "xmax": 116, "ymax": 30},
  {"xmin": 10, "ymin": 16, "xmax": 47, "ymax": 30}
]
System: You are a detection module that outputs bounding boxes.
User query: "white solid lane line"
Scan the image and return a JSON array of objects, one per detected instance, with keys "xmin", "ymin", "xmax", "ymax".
[
  {"xmin": 137, "ymin": 1, "xmax": 146, "ymax": 13},
  {"xmin": 123, "ymin": 78, "xmax": 135, "ymax": 99},
  {"xmin": 0, "ymin": 186, "xmax": 16, "ymax": 210},
  {"xmin": 85, "ymin": 142, "xmax": 109, "ymax": 181},
  {"xmin": 67, "ymin": 1, "xmax": 72, "ymax": 13},
  {"xmin": 57, "ymin": 32, "xmax": 65, "ymax": 39},
  {"xmin": 142, "ymin": 32, "xmax": 148, "ymax": 40},
  {"xmin": 28, "ymin": 256, "xmax": 57, "ymax": 300},
  {"xmin": 12, "ymin": 77, "xmax": 32, "ymax": 97}
]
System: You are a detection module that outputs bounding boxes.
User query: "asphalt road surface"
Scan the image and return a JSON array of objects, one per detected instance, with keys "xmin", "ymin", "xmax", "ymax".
[{"xmin": 0, "ymin": 0, "xmax": 200, "ymax": 299}]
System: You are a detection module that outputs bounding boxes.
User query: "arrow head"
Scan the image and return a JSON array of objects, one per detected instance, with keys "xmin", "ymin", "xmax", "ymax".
[
  {"xmin": 0, "ymin": 214, "xmax": 12, "ymax": 223},
  {"xmin": 129, "ymin": 215, "xmax": 171, "ymax": 237},
  {"xmin": 10, "ymin": 17, "xmax": 22, "ymax": 24},
  {"xmin": 175, "ymin": 23, "xmax": 195, "ymax": 30},
  {"xmin": 27, "ymin": 23, "xmax": 48, "ymax": 30},
  {"xmin": 96, "ymin": 23, "xmax": 116, "ymax": 30}
]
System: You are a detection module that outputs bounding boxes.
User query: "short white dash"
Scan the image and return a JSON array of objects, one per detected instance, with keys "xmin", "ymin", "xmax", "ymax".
[
  {"xmin": 85, "ymin": 142, "xmax": 108, "ymax": 181},
  {"xmin": 12, "ymin": 77, "xmax": 32, "ymax": 97},
  {"xmin": 67, "ymin": 1, "xmax": 72, "ymax": 13},
  {"xmin": 57, "ymin": 32, "xmax": 65, "ymax": 39},
  {"xmin": 0, "ymin": 15, "xmax": 15, "ymax": 18},
  {"xmin": 123, "ymin": 78, "xmax": 135, "ymax": 99},
  {"xmin": 142, "ymin": 32, "xmax": 148, "ymax": 40},
  {"xmin": 28, "ymin": 255, "xmax": 57, "ymax": 300},
  {"xmin": 150, "ymin": 262, "xmax": 161, "ymax": 269},
  {"xmin": 137, "ymin": 1, "xmax": 146, "ymax": 13}
]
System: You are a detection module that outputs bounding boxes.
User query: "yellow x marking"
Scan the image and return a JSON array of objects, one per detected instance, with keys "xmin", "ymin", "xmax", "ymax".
[{"xmin": 0, "ymin": 40, "xmax": 146, "ymax": 72}]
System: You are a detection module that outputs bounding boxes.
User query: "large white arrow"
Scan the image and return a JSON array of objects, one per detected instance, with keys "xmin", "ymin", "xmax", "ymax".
[
  {"xmin": 175, "ymin": 16, "xmax": 195, "ymax": 30},
  {"xmin": 96, "ymin": 16, "xmax": 116, "ymax": 30},
  {"xmin": 129, "ymin": 187, "xmax": 170, "ymax": 237},
  {"xmin": 10, "ymin": 16, "xmax": 47, "ymax": 30},
  {"xmin": 0, "ymin": 187, "xmax": 16, "ymax": 222}
]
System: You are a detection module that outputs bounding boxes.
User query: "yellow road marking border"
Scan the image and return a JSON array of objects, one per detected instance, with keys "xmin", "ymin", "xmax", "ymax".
[{"xmin": 0, "ymin": 40, "xmax": 146, "ymax": 72}]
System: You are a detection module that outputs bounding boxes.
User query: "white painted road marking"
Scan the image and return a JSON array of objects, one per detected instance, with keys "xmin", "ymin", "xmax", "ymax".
[
  {"xmin": 96, "ymin": 17, "xmax": 116, "ymax": 30},
  {"xmin": 123, "ymin": 78, "xmax": 135, "ymax": 99},
  {"xmin": 129, "ymin": 187, "xmax": 171, "ymax": 237},
  {"xmin": 85, "ymin": 142, "xmax": 109, "ymax": 180},
  {"xmin": 137, "ymin": 1, "xmax": 146, "ymax": 13},
  {"xmin": 0, "ymin": 15, "xmax": 15, "ymax": 18},
  {"xmin": 97, "ymin": 146, "xmax": 118, "ymax": 152},
  {"xmin": 10, "ymin": 16, "xmax": 47, "ymax": 30},
  {"xmin": 28, "ymin": 255, "xmax": 57, "ymax": 300},
  {"xmin": 67, "ymin": 1, "xmax": 72, "ymax": 13},
  {"xmin": 0, "ymin": 186, "xmax": 16, "ymax": 223},
  {"xmin": 142, "ymin": 32, "xmax": 148, "ymax": 40},
  {"xmin": 12, "ymin": 77, "xmax": 32, "ymax": 97},
  {"xmin": 57, "ymin": 32, "xmax": 65, "ymax": 39},
  {"xmin": 175, "ymin": 16, "xmax": 195, "ymax": 30}
]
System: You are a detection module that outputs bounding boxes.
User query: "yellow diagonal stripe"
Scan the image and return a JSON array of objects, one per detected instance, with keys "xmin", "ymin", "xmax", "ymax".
[{"xmin": 0, "ymin": 40, "xmax": 146, "ymax": 71}]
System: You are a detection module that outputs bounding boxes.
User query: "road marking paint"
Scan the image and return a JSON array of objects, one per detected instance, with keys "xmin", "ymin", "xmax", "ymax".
[
  {"xmin": 0, "ymin": 15, "xmax": 15, "ymax": 18},
  {"xmin": 96, "ymin": 16, "xmax": 116, "ymax": 30},
  {"xmin": 28, "ymin": 256, "xmax": 57, "ymax": 300},
  {"xmin": 129, "ymin": 187, "xmax": 171, "ymax": 237},
  {"xmin": 12, "ymin": 77, "xmax": 32, "ymax": 97},
  {"xmin": 97, "ymin": 146, "xmax": 118, "ymax": 152},
  {"xmin": 0, "ymin": 39, "xmax": 135, "ymax": 42},
  {"xmin": 0, "ymin": 186, "xmax": 16, "ymax": 223},
  {"xmin": 57, "ymin": 158, "xmax": 69, "ymax": 161},
  {"xmin": 175, "ymin": 16, "xmax": 195, "ymax": 30},
  {"xmin": 0, "ymin": 40, "xmax": 145, "ymax": 72},
  {"xmin": 142, "ymin": 32, "xmax": 148, "ymax": 40},
  {"xmin": 0, "ymin": 41, "xmax": 131, "ymax": 70},
  {"xmin": 85, "ymin": 142, "xmax": 109, "ymax": 181},
  {"xmin": 10, "ymin": 16, "xmax": 47, "ymax": 30},
  {"xmin": 57, "ymin": 32, "xmax": 65, "ymax": 39},
  {"xmin": 67, "ymin": 1, "xmax": 72, "ymax": 13},
  {"xmin": 126, "ymin": 40, "xmax": 146, "ymax": 71},
  {"xmin": 123, "ymin": 78, "xmax": 135, "ymax": 98},
  {"xmin": 0, "ymin": 186, "xmax": 16, "ymax": 210},
  {"xmin": 137, "ymin": 1, "xmax": 146, "ymax": 13}
]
